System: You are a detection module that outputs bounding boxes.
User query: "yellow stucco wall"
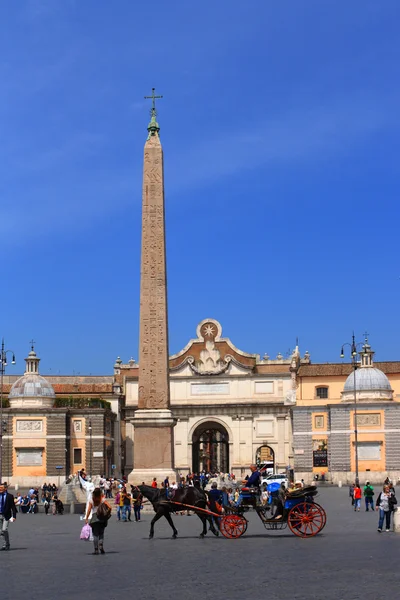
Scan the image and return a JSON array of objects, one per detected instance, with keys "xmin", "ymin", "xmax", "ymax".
[
  {"xmin": 13, "ymin": 416, "xmax": 47, "ymax": 478},
  {"xmin": 297, "ymin": 372, "xmax": 400, "ymax": 406}
]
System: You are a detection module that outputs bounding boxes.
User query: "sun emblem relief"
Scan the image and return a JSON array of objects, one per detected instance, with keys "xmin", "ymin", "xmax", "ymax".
[
  {"xmin": 202, "ymin": 323, "xmax": 216, "ymax": 339},
  {"xmin": 187, "ymin": 321, "xmax": 232, "ymax": 376}
]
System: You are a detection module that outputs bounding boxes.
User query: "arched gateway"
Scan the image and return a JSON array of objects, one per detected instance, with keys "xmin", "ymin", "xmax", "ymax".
[{"xmin": 192, "ymin": 422, "xmax": 229, "ymax": 474}]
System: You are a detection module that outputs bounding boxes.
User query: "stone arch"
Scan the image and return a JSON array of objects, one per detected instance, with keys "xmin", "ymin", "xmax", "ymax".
[{"xmin": 191, "ymin": 420, "xmax": 230, "ymax": 474}]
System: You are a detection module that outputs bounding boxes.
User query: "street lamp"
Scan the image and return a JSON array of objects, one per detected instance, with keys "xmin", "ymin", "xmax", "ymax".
[
  {"xmin": 340, "ymin": 333, "xmax": 363, "ymax": 486},
  {"xmin": 89, "ymin": 419, "xmax": 92, "ymax": 480},
  {"xmin": 0, "ymin": 339, "xmax": 16, "ymax": 483}
]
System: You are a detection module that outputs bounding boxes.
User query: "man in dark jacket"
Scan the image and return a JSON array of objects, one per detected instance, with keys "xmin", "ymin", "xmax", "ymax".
[{"xmin": 0, "ymin": 482, "xmax": 17, "ymax": 551}]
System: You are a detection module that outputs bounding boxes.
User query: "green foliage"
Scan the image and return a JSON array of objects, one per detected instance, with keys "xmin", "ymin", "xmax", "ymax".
[{"xmin": 54, "ymin": 396, "xmax": 111, "ymax": 410}]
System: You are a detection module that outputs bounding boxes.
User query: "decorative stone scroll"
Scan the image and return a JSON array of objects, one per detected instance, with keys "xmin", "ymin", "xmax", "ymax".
[
  {"xmin": 16, "ymin": 420, "xmax": 43, "ymax": 432},
  {"xmin": 356, "ymin": 413, "xmax": 381, "ymax": 427}
]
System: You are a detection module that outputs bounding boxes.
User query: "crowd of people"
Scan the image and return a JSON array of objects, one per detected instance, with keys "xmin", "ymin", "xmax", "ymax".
[
  {"xmin": 2, "ymin": 464, "xmax": 400, "ymax": 553},
  {"xmin": 12, "ymin": 483, "xmax": 64, "ymax": 515},
  {"xmin": 349, "ymin": 477, "xmax": 397, "ymax": 532}
]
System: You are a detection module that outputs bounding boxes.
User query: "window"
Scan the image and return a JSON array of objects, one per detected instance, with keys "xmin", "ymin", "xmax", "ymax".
[
  {"xmin": 73, "ymin": 448, "xmax": 82, "ymax": 465},
  {"xmin": 316, "ymin": 387, "xmax": 328, "ymax": 399}
]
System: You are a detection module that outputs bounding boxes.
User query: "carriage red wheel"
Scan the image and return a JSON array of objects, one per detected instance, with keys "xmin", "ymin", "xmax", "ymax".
[
  {"xmin": 287, "ymin": 502, "xmax": 324, "ymax": 538},
  {"xmin": 220, "ymin": 515, "xmax": 247, "ymax": 539},
  {"xmin": 313, "ymin": 502, "xmax": 327, "ymax": 531}
]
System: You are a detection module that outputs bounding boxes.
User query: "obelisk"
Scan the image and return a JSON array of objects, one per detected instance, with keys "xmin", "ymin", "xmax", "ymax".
[{"xmin": 128, "ymin": 89, "xmax": 176, "ymax": 484}]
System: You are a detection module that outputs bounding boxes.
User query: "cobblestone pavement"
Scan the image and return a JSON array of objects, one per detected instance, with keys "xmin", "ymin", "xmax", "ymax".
[{"xmin": 2, "ymin": 487, "xmax": 399, "ymax": 600}]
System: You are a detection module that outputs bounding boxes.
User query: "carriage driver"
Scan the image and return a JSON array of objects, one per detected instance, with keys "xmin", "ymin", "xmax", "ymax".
[{"xmin": 235, "ymin": 464, "xmax": 261, "ymax": 507}]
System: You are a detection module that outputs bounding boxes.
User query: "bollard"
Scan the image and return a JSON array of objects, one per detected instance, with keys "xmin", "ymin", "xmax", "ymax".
[
  {"xmin": 70, "ymin": 503, "xmax": 75, "ymax": 515},
  {"xmin": 338, "ymin": 481, "xmax": 342, "ymax": 488}
]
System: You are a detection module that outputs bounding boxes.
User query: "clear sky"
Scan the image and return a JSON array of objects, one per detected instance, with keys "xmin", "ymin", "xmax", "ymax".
[{"xmin": 1, "ymin": 0, "xmax": 399, "ymax": 375}]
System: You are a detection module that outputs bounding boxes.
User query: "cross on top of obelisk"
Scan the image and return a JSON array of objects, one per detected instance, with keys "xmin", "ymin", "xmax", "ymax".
[
  {"xmin": 144, "ymin": 87, "xmax": 163, "ymax": 117},
  {"xmin": 144, "ymin": 88, "xmax": 163, "ymax": 138}
]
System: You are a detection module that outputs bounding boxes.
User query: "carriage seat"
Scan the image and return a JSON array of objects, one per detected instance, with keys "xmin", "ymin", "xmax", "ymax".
[{"xmin": 241, "ymin": 487, "xmax": 259, "ymax": 494}]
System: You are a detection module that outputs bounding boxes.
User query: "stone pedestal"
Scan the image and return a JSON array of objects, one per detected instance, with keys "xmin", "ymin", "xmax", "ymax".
[{"xmin": 128, "ymin": 410, "xmax": 177, "ymax": 485}]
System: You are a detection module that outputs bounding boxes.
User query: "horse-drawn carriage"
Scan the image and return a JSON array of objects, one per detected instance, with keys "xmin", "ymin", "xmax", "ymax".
[
  {"xmin": 132, "ymin": 482, "xmax": 326, "ymax": 540},
  {"xmin": 220, "ymin": 484, "xmax": 327, "ymax": 539}
]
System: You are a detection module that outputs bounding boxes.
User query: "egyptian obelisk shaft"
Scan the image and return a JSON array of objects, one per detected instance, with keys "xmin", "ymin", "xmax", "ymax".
[{"xmin": 129, "ymin": 92, "xmax": 176, "ymax": 482}]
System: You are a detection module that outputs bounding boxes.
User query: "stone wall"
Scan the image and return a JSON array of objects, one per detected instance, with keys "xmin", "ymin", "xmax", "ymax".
[
  {"xmin": 292, "ymin": 409, "xmax": 313, "ymax": 472},
  {"xmin": 384, "ymin": 405, "xmax": 400, "ymax": 470},
  {"xmin": 2, "ymin": 411, "xmax": 14, "ymax": 480},
  {"xmin": 85, "ymin": 413, "xmax": 105, "ymax": 476},
  {"xmin": 330, "ymin": 408, "xmax": 351, "ymax": 471},
  {"xmin": 47, "ymin": 411, "xmax": 68, "ymax": 477}
]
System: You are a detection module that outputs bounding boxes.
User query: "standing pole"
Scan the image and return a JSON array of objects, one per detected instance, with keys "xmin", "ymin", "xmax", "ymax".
[
  {"xmin": 353, "ymin": 359, "xmax": 359, "ymax": 486},
  {"xmin": 89, "ymin": 419, "xmax": 92, "ymax": 480}
]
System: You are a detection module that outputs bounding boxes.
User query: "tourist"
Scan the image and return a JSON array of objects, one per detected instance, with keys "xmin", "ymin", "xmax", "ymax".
[
  {"xmin": 14, "ymin": 493, "xmax": 22, "ymax": 513},
  {"xmin": 28, "ymin": 495, "xmax": 38, "ymax": 514},
  {"xmin": 353, "ymin": 484, "xmax": 362, "ymax": 511},
  {"xmin": 104, "ymin": 479, "xmax": 112, "ymax": 498},
  {"xmin": 123, "ymin": 492, "xmax": 132, "ymax": 522},
  {"xmin": 0, "ymin": 482, "xmax": 17, "ymax": 551},
  {"xmin": 363, "ymin": 481, "xmax": 375, "ymax": 511},
  {"xmin": 118, "ymin": 490, "xmax": 125, "ymax": 521},
  {"xmin": 21, "ymin": 495, "xmax": 30, "ymax": 513},
  {"xmin": 376, "ymin": 484, "xmax": 397, "ymax": 532},
  {"xmin": 114, "ymin": 489, "xmax": 121, "ymax": 521},
  {"xmin": 44, "ymin": 495, "xmax": 50, "ymax": 515},
  {"xmin": 151, "ymin": 477, "xmax": 158, "ymax": 488},
  {"xmin": 85, "ymin": 487, "xmax": 111, "ymax": 555},
  {"xmin": 349, "ymin": 483, "xmax": 355, "ymax": 506},
  {"xmin": 133, "ymin": 491, "xmax": 143, "ymax": 522}
]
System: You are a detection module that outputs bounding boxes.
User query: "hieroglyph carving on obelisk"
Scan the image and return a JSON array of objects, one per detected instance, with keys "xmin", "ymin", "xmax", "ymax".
[{"xmin": 138, "ymin": 89, "xmax": 170, "ymax": 410}]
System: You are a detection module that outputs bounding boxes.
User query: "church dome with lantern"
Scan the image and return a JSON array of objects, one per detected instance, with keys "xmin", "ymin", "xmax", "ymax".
[
  {"xmin": 9, "ymin": 346, "xmax": 55, "ymax": 408},
  {"xmin": 341, "ymin": 339, "xmax": 393, "ymax": 402}
]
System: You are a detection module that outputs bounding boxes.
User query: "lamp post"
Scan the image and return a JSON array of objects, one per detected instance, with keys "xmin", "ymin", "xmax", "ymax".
[
  {"xmin": 340, "ymin": 333, "xmax": 363, "ymax": 486},
  {"xmin": 0, "ymin": 339, "xmax": 16, "ymax": 483},
  {"xmin": 89, "ymin": 419, "xmax": 92, "ymax": 480}
]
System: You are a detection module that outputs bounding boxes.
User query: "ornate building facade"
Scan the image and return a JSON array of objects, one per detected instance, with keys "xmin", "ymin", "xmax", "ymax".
[
  {"xmin": 2, "ymin": 346, "xmax": 119, "ymax": 486},
  {"xmin": 115, "ymin": 318, "xmax": 307, "ymax": 479},
  {"xmin": 293, "ymin": 339, "xmax": 400, "ymax": 484}
]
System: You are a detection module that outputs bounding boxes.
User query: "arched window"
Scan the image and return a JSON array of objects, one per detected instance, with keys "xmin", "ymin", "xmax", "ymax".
[{"xmin": 316, "ymin": 386, "xmax": 328, "ymax": 399}]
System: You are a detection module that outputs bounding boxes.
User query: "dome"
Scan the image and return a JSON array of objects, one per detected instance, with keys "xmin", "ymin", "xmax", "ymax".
[
  {"xmin": 9, "ymin": 374, "xmax": 55, "ymax": 399},
  {"xmin": 343, "ymin": 368, "xmax": 392, "ymax": 393},
  {"xmin": 8, "ymin": 345, "xmax": 56, "ymax": 408}
]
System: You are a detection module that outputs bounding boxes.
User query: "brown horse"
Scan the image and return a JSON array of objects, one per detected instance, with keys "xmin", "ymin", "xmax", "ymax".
[{"xmin": 131, "ymin": 484, "xmax": 219, "ymax": 539}]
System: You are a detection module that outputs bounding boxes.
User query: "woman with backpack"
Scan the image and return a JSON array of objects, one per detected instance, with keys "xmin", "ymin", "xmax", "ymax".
[{"xmin": 85, "ymin": 487, "xmax": 112, "ymax": 555}]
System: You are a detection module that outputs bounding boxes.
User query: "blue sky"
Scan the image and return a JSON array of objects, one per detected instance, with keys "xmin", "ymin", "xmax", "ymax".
[{"xmin": 1, "ymin": 0, "xmax": 399, "ymax": 375}]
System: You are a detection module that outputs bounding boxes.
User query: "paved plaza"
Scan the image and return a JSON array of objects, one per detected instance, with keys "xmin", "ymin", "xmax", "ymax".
[{"xmin": 2, "ymin": 487, "xmax": 399, "ymax": 600}]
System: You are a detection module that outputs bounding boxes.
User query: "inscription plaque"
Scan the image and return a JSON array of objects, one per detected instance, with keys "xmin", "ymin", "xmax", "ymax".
[{"xmin": 191, "ymin": 383, "xmax": 229, "ymax": 396}]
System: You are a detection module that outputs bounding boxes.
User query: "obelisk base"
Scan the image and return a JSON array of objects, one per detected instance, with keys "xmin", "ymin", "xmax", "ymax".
[{"xmin": 128, "ymin": 409, "xmax": 177, "ymax": 485}]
